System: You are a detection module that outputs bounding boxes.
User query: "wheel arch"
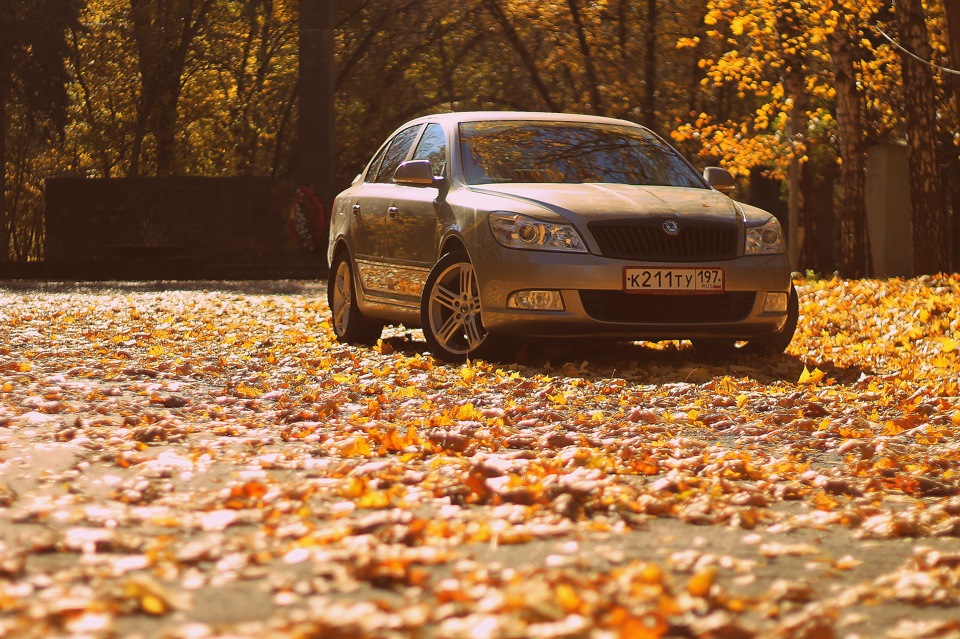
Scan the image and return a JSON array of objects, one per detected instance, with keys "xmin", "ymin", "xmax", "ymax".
[
  {"xmin": 438, "ymin": 234, "xmax": 468, "ymax": 261},
  {"xmin": 329, "ymin": 238, "xmax": 351, "ymax": 267}
]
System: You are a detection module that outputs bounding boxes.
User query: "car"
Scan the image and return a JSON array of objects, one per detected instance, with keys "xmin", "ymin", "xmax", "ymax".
[{"xmin": 327, "ymin": 111, "xmax": 798, "ymax": 362}]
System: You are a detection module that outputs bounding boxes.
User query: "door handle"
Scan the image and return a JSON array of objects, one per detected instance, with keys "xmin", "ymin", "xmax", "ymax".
[
  {"xmin": 387, "ymin": 205, "xmax": 399, "ymax": 219},
  {"xmin": 352, "ymin": 203, "xmax": 361, "ymax": 215}
]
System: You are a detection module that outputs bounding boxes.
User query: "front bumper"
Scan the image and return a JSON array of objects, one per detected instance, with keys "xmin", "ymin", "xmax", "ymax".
[{"xmin": 475, "ymin": 243, "xmax": 792, "ymax": 340}]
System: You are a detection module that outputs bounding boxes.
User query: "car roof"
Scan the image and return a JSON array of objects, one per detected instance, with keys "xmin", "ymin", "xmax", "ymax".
[{"xmin": 408, "ymin": 111, "xmax": 643, "ymax": 129}]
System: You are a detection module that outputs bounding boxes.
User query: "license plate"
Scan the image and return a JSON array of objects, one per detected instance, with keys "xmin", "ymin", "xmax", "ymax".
[{"xmin": 624, "ymin": 267, "xmax": 724, "ymax": 293}]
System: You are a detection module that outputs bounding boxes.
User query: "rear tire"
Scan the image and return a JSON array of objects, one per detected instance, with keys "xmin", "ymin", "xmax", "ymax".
[{"xmin": 327, "ymin": 250, "xmax": 384, "ymax": 345}]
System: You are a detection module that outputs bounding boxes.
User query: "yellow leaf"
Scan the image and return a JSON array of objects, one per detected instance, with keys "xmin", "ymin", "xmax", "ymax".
[
  {"xmin": 356, "ymin": 490, "xmax": 392, "ymax": 509},
  {"xmin": 341, "ymin": 476, "xmax": 367, "ymax": 498},
  {"xmin": 716, "ymin": 376, "xmax": 738, "ymax": 395},
  {"xmin": 812, "ymin": 492, "xmax": 838, "ymax": 511},
  {"xmin": 556, "ymin": 583, "xmax": 582, "ymax": 613},
  {"xmin": 338, "ymin": 437, "xmax": 371, "ymax": 458},
  {"xmin": 730, "ymin": 16, "xmax": 746, "ymax": 36},
  {"xmin": 798, "ymin": 366, "xmax": 825, "ymax": 385},
  {"xmin": 234, "ymin": 383, "xmax": 262, "ymax": 398},
  {"xmin": 883, "ymin": 420, "xmax": 905, "ymax": 436},
  {"xmin": 454, "ymin": 403, "xmax": 479, "ymax": 420},
  {"xmin": 141, "ymin": 594, "xmax": 168, "ymax": 615},
  {"xmin": 548, "ymin": 393, "xmax": 568, "ymax": 405},
  {"xmin": 686, "ymin": 567, "xmax": 716, "ymax": 597}
]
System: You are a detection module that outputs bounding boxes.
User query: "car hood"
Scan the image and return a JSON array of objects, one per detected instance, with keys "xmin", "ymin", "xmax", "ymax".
[{"xmin": 466, "ymin": 183, "xmax": 743, "ymax": 224}]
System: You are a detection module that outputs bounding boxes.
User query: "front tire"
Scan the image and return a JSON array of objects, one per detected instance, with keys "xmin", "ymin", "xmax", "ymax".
[
  {"xmin": 691, "ymin": 284, "xmax": 799, "ymax": 358},
  {"xmin": 421, "ymin": 251, "xmax": 488, "ymax": 363},
  {"xmin": 743, "ymin": 284, "xmax": 799, "ymax": 355},
  {"xmin": 327, "ymin": 250, "xmax": 384, "ymax": 345}
]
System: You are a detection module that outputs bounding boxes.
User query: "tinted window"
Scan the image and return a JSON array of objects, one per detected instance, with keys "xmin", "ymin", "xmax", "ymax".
[
  {"xmin": 458, "ymin": 121, "xmax": 705, "ymax": 188},
  {"xmin": 375, "ymin": 125, "xmax": 422, "ymax": 184},
  {"xmin": 412, "ymin": 123, "xmax": 446, "ymax": 177}
]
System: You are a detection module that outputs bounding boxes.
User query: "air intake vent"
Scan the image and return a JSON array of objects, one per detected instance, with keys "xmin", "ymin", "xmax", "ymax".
[{"xmin": 580, "ymin": 291, "xmax": 756, "ymax": 323}]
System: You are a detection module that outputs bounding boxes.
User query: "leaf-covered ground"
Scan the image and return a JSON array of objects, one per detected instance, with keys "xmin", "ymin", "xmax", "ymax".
[{"xmin": 1, "ymin": 275, "xmax": 960, "ymax": 639}]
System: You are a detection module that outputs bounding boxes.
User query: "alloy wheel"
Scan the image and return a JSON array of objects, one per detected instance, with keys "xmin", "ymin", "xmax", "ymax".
[{"xmin": 424, "ymin": 255, "xmax": 486, "ymax": 359}]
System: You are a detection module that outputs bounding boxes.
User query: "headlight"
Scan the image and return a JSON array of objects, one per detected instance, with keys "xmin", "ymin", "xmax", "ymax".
[
  {"xmin": 745, "ymin": 217, "xmax": 785, "ymax": 255},
  {"xmin": 488, "ymin": 212, "xmax": 587, "ymax": 253}
]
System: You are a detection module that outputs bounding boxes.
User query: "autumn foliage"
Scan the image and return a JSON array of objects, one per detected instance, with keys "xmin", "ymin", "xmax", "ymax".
[
  {"xmin": 1, "ymin": 277, "xmax": 960, "ymax": 636},
  {"xmin": 1, "ymin": 0, "xmax": 958, "ymax": 273}
]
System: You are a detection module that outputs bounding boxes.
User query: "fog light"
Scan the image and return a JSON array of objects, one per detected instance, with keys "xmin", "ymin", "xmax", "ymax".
[
  {"xmin": 507, "ymin": 290, "xmax": 565, "ymax": 311},
  {"xmin": 763, "ymin": 292, "xmax": 788, "ymax": 313}
]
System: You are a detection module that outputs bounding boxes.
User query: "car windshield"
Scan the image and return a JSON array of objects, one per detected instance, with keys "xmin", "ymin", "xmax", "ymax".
[{"xmin": 458, "ymin": 120, "xmax": 706, "ymax": 188}]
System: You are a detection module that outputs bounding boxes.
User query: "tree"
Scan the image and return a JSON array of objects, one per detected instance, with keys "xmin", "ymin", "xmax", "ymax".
[
  {"xmin": 186, "ymin": 0, "xmax": 298, "ymax": 177},
  {"xmin": 0, "ymin": 0, "xmax": 80, "ymax": 260},
  {"xmin": 828, "ymin": 8, "xmax": 871, "ymax": 277},
  {"xmin": 479, "ymin": 0, "xmax": 560, "ymax": 112},
  {"xmin": 672, "ymin": 0, "xmax": 899, "ymax": 275},
  {"xmin": 894, "ymin": 0, "xmax": 951, "ymax": 274},
  {"xmin": 777, "ymin": 0, "xmax": 810, "ymax": 270},
  {"xmin": 943, "ymin": 0, "xmax": 960, "ymax": 269},
  {"xmin": 128, "ymin": 0, "xmax": 214, "ymax": 176}
]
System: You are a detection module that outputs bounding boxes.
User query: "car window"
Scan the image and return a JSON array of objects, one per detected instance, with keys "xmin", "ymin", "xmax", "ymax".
[
  {"xmin": 458, "ymin": 121, "xmax": 706, "ymax": 188},
  {"xmin": 374, "ymin": 124, "xmax": 422, "ymax": 184},
  {"xmin": 364, "ymin": 143, "xmax": 390, "ymax": 183},
  {"xmin": 412, "ymin": 123, "xmax": 446, "ymax": 177}
]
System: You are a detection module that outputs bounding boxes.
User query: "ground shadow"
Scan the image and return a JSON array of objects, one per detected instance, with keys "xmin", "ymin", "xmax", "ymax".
[{"xmin": 380, "ymin": 331, "xmax": 870, "ymax": 387}]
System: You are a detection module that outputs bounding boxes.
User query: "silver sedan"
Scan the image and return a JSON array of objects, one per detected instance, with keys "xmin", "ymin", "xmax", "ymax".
[{"xmin": 327, "ymin": 112, "xmax": 797, "ymax": 362}]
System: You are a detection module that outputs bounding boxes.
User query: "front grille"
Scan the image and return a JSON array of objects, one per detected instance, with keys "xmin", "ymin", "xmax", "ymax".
[
  {"xmin": 588, "ymin": 220, "xmax": 739, "ymax": 262},
  {"xmin": 580, "ymin": 291, "xmax": 756, "ymax": 323}
]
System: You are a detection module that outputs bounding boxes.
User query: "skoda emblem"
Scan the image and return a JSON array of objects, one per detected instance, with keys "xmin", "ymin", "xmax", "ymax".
[{"xmin": 662, "ymin": 220, "xmax": 680, "ymax": 236}]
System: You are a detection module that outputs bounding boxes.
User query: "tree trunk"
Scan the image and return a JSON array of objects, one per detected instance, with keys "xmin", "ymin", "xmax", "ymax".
[
  {"xmin": 639, "ymin": 0, "xmax": 658, "ymax": 131},
  {"xmin": 777, "ymin": 1, "xmax": 808, "ymax": 271},
  {"xmin": 803, "ymin": 158, "xmax": 837, "ymax": 274},
  {"xmin": 128, "ymin": 108, "xmax": 147, "ymax": 177},
  {"xmin": 0, "ymin": 78, "xmax": 8, "ymax": 262},
  {"xmin": 686, "ymin": 0, "xmax": 710, "ymax": 118},
  {"xmin": 895, "ymin": 0, "xmax": 950, "ymax": 274},
  {"xmin": 481, "ymin": 0, "xmax": 559, "ymax": 112},
  {"xmin": 944, "ymin": 0, "xmax": 960, "ymax": 108},
  {"xmin": 298, "ymin": 0, "xmax": 336, "ymax": 205},
  {"xmin": 829, "ymin": 20, "xmax": 871, "ymax": 277},
  {"xmin": 566, "ymin": 0, "xmax": 602, "ymax": 114},
  {"xmin": 943, "ymin": 0, "xmax": 960, "ymax": 271},
  {"xmin": 129, "ymin": 0, "xmax": 212, "ymax": 177}
]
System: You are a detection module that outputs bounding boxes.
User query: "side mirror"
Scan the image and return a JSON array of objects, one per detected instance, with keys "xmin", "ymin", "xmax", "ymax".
[
  {"xmin": 394, "ymin": 160, "xmax": 439, "ymax": 187},
  {"xmin": 703, "ymin": 166, "xmax": 736, "ymax": 194}
]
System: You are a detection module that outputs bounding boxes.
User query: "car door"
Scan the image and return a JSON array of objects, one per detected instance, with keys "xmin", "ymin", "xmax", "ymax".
[
  {"xmin": 349, "ymin": 124, "xmax": 422, "ymax": 300},
  {"xmin": 381, "ymin": 123, "xmax": 446, "ymax": 283}
]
